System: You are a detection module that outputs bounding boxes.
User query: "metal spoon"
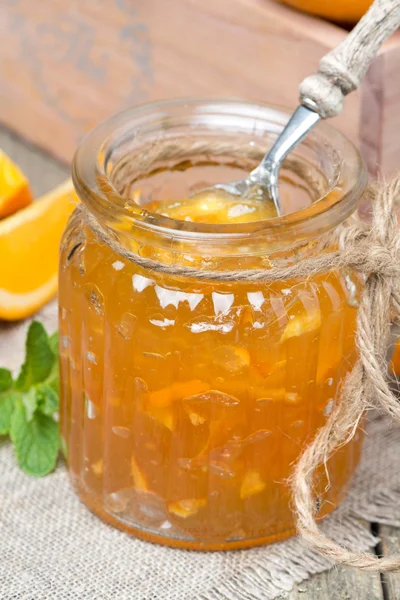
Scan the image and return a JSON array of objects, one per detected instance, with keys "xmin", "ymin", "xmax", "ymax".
[
  {"xmin": 189, "ymin": 0, "xmax": 400, "ymax": 216},
  {"xmin": 207, "ymin": 104, "xmax": 320, "ymax": 215}
]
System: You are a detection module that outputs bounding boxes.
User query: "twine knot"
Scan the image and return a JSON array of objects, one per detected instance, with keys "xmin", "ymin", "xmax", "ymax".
[{"xmin": 349, "ymin": 239, "xmax": 400, "ymax": 278}]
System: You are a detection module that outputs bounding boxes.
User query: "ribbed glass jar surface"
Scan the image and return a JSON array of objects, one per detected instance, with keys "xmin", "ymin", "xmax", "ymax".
[{"xmin": 59, "ymin": 99, "xmax": 367, "ymax": 550}]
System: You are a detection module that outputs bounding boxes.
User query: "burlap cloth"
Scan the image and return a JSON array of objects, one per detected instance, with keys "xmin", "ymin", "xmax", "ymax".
[{"xmin": 1, "ymin": 301, "xmax": 400, "ymax": 600}]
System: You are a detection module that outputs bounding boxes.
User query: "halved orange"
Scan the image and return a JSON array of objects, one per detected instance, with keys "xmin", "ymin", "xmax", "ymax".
[
  {"xmin": 0, "ymin": 179, "xmax": 77, "ymax": 321},
  {"xmin": 0, "ymin": 150, "xmax": 33, "ymax": 218},
  {"xmin": 279, "ymin": 0, "xmax": 373, "ymax": 23}
]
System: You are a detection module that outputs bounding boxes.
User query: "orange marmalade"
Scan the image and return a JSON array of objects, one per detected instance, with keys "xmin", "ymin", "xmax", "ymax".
[{"xmin": 60, "ymin": 100, "xmax": 368, "ymax": 550}]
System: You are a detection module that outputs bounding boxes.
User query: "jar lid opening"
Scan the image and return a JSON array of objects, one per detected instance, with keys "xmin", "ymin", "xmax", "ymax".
[{"xmin": 73, "ymin": 98, "xmax": 367, "ymax": 251}]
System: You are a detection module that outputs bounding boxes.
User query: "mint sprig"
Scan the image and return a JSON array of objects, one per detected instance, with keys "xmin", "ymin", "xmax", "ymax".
[{"xmin": 0, "ymin": 322, "xmax": 60, "ymax": 477}]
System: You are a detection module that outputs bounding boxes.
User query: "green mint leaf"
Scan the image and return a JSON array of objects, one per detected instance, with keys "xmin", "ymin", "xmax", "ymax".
[
  {"xmin": 46, "ymin": 351, "xmax": 60, "ymax": 397},
  {"xmin": 10, "ymin": 399, "xmax": 59, "ymax": 477},
  {"xmin": 47, "ymin": 371, "xmax": 60, "ymax": 397},
  {"xmin": 0, "ymin": 368, "xmax": 13, "ymax": 392},
  {"xmin": 0, "ymin": 390, "xmax": 19, "ymax": 435},
  {"xmin": 0, "ymin": 368, "xmax": 17, "ymax": 435},
  {"xmin": 37, "ymin": 383, "xmax": 59, "ymax": 416},
  {"xmin": 16, "ymin": 322, "xmax": 54, "ymax": 391},
  {"xmin": 46, "ymin": 331, "xmax": 60, "ymax": 396},
  {"xmin": 22, "ymin": 388, "xmax": 38, "ymax": 422},
  {"xmin": 49, "ymin": 332, "xmax": 59, "ymax": 358}
]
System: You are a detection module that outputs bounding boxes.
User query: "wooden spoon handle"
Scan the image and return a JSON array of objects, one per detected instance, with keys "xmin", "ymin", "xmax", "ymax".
[{"xmin": 299, "ymin": 0, "xmax": 400, "ymax": 118}]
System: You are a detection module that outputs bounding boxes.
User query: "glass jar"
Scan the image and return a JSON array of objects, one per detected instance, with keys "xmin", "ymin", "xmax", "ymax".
[{"xmin": 59, "ymin": 99, "xmax": 367, "ymax": 550}]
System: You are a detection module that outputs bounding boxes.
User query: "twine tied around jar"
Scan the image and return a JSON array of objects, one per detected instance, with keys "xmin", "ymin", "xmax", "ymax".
[
  {"xmin": 292, "ymin": 177, "xmax": 400, "ymax": 572},
  {"xmin": 79, "ymin": 175, "xmax": 400, "ymax": 571}
]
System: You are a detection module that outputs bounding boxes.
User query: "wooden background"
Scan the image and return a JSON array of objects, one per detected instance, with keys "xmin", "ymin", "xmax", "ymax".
[{"xmin": 1, "ymin": 0, "xmax": 400, "ymax": 172}]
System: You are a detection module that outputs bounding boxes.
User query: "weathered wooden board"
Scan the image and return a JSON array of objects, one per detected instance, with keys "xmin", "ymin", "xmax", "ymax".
[
  {"xmin": 0, "ymin": 0, "xmax": 357, "ymax": 160},
  {"xmin": 2, "ymin": 0, "xmax": 400, "ymax": 174},
  {"xmin": 287, "ymin": 522, "xmax": 384, "ymax": 599},
  {"xmin": 3, "ymin": 0, "xmax": 400, "ymax": 175},
  {"xmin": 287, "ymin": 563, "xmax": 383, "ymax": 599},
  {"xmin": 380, "ymin": 525, "xmax": 400, "ymax": 599}
]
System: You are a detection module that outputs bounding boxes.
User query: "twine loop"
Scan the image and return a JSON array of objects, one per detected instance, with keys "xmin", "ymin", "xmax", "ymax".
[
  {"xmin": 293, "ymin": 176, "xmax": 400, "ymax": 572},
  {"xmin": 81, "ymin": 176, "xmax": 400, "ymax": 570}
]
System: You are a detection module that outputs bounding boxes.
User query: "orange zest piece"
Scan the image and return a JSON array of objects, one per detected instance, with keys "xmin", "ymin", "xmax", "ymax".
[
  {"xmin": 131, "ymin": 456, "xmax": 148, "ymax": 491},
  {"xmin": 240, "ymin": 470, "xmax": 266, "ymax": 500},
  {"xmin": 214, "ymin": 345, "xmax": 250, "ymax": 373},
  {"xmin": 186, "ymin": 408, "xmax": 207, "ymax": 426},
  {"xmin": 147, "ymin": 406, "xmax": 174, "ymax": 431},
  {"xmin": 280, "ymin": 311, "xmax": 321, "ymax": 342},
  {"xmin": 148, "ymin": 380, "xmax": 210, "ymax": 408},
  {"xmin": 168, "ymin": 498, "xmax": 207, "ymax": 518},
  {"xmin": 91, "ymin": 459, "xmax": 103, "ymax": 476},
  {"xmin": 256, "ymin": 389, "xmax": 301, "ymax": 403},
  {"xmin": 0, "ymin": 150, "xmax": 33, "ymax": 219},
  {"xmin": 0, "ymin": 179, "xmax": 77, "ymax": 320}
]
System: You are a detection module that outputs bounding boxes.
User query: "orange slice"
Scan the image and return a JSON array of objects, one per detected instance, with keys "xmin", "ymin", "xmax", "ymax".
[
  {"xmin": 0, "ymin": 179, "xmax": 77, "ymax": 321},
  {"xmin": 0, "ymin": 150, "xmax": 33, "ymax": 218}
]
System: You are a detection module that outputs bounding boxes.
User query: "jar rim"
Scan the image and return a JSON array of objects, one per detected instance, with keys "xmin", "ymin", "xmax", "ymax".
[{"xmin": 72, "ymin": 98, "xmax": 367, "ymax": 249}]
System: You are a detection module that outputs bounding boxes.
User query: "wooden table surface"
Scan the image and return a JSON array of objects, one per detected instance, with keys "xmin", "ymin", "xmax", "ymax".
[{"xmin": 2, "ymin": 124, "xmax": 400, "ymax": 600}]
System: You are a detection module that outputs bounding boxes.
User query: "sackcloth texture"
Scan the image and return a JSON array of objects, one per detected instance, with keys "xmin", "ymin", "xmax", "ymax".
[{"xmin": 0, "ymin": 300, "xmax": 399, "ymax": 600}]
